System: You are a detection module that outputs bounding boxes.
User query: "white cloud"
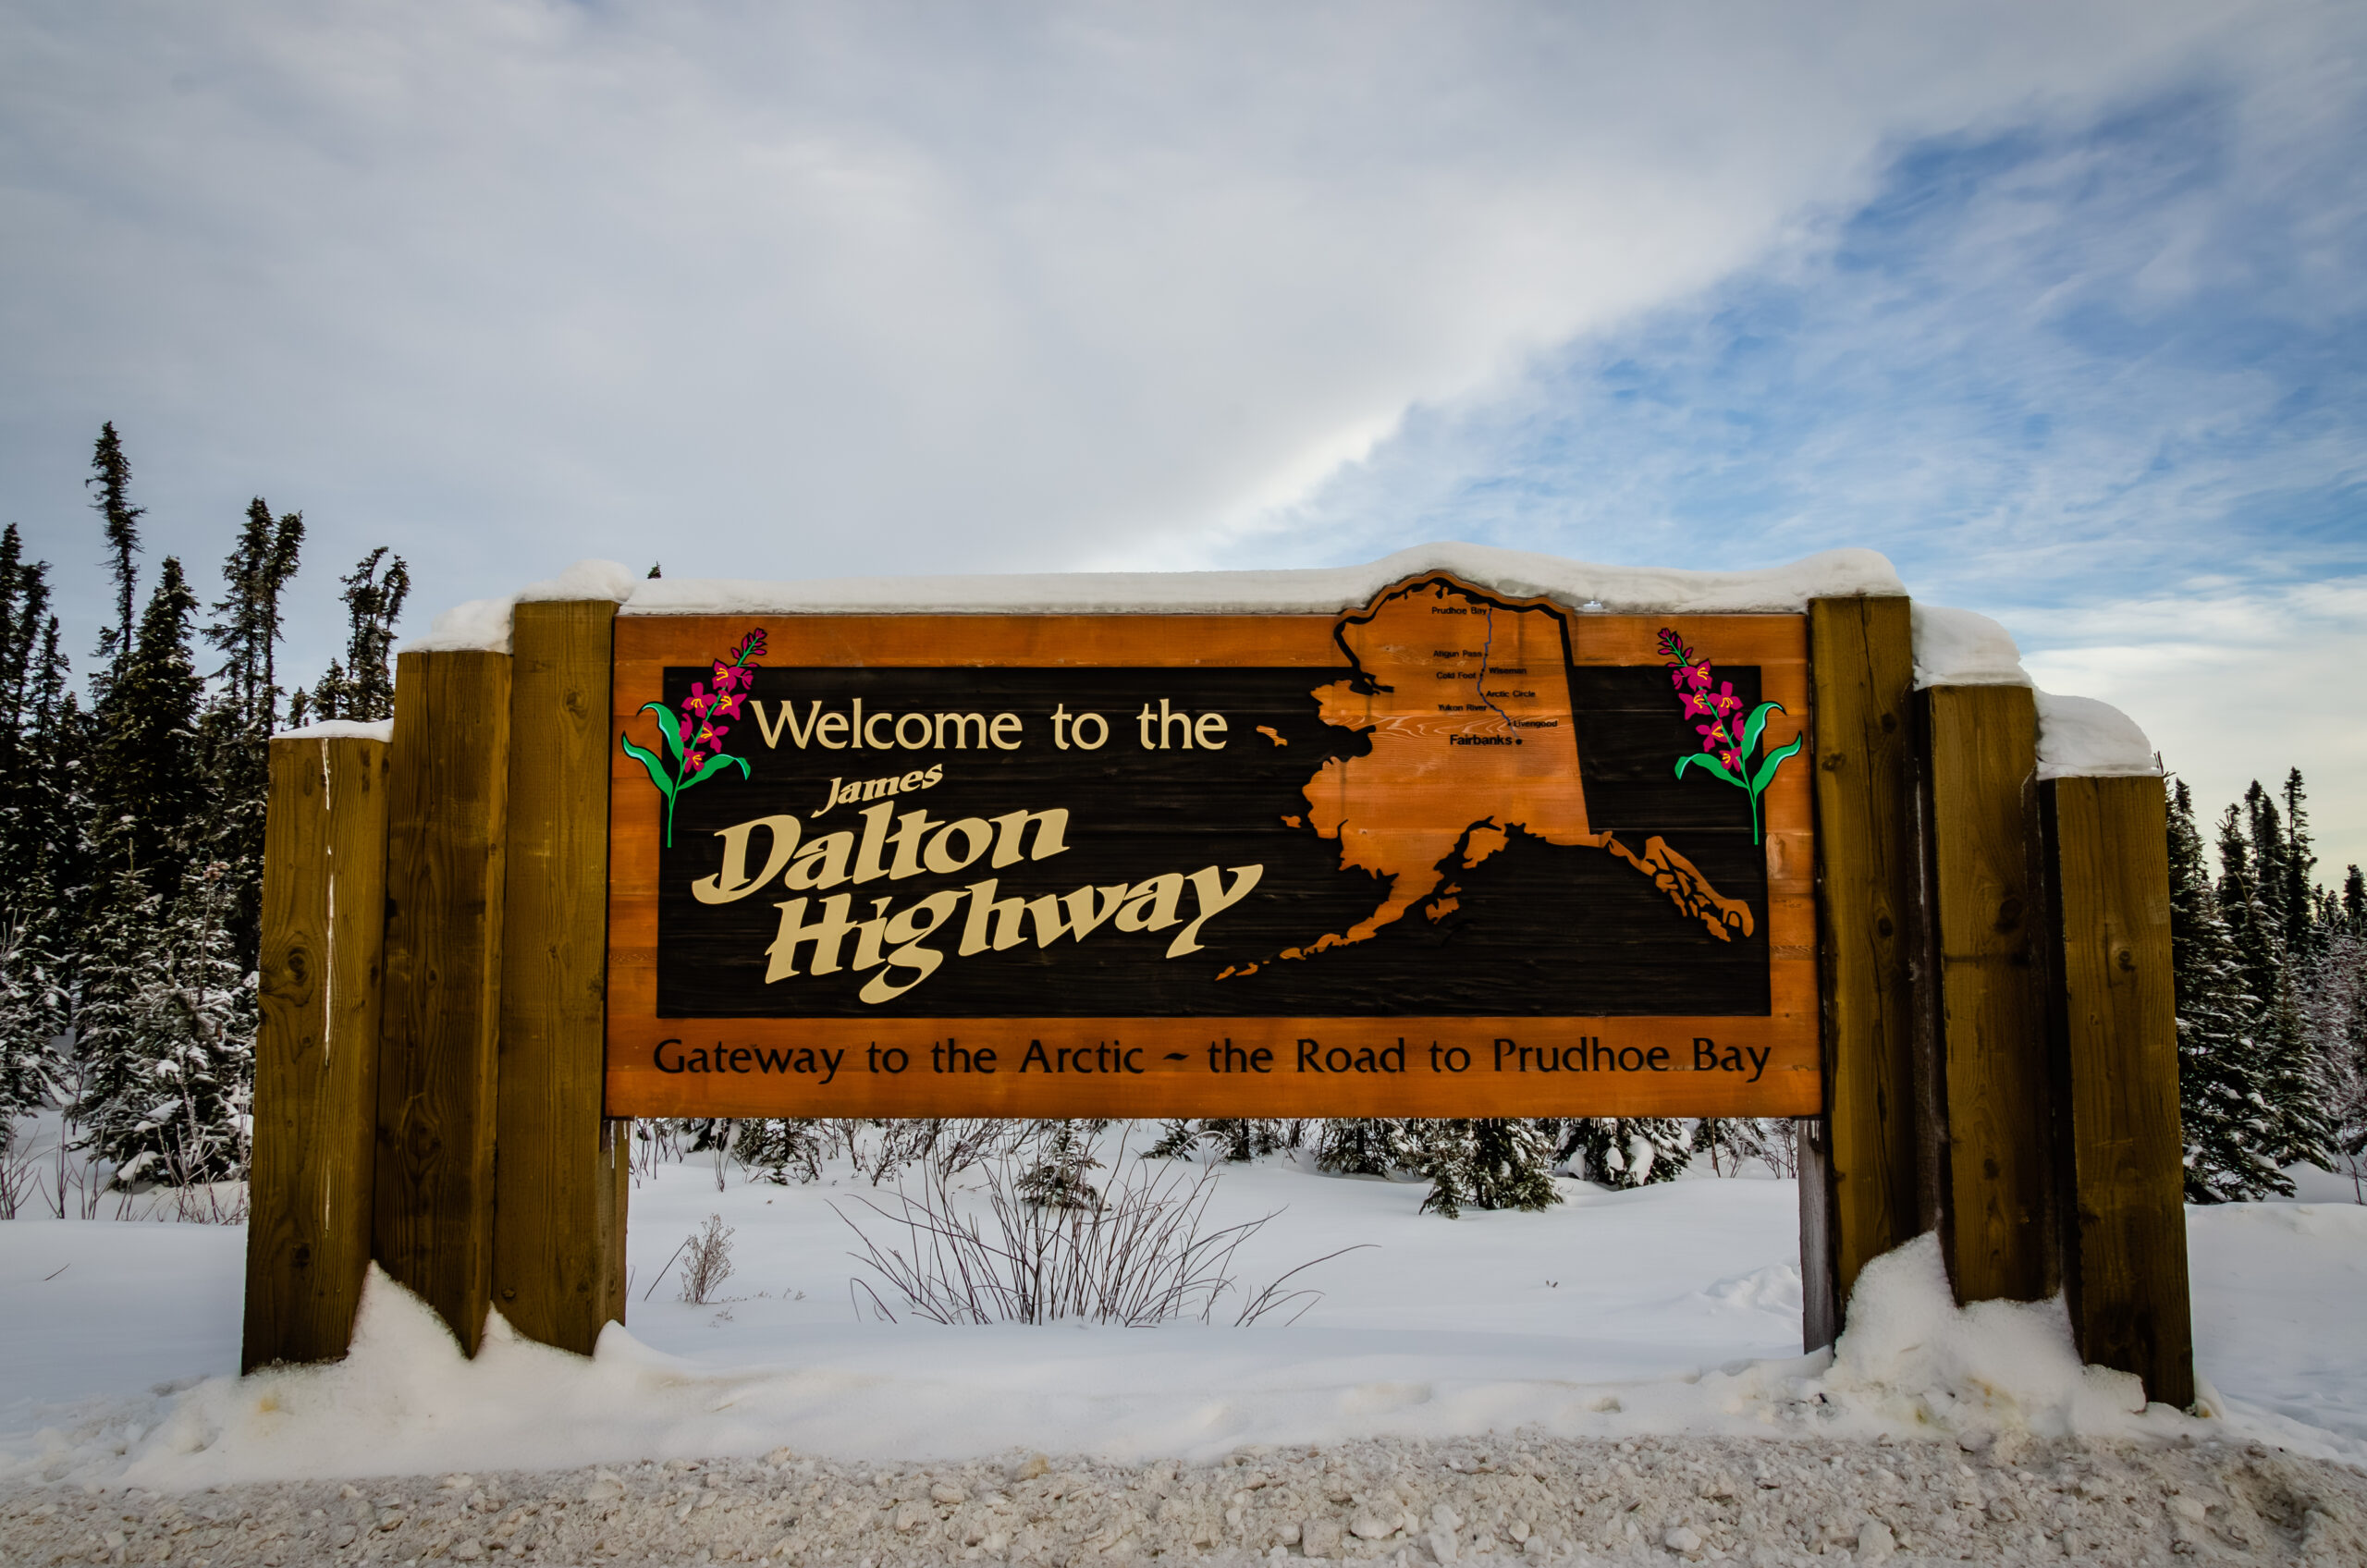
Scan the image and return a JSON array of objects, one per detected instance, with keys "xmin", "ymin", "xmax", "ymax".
[{"xmin": 0, "ymin": 0, "xmax": 2333, "ymax": 672}]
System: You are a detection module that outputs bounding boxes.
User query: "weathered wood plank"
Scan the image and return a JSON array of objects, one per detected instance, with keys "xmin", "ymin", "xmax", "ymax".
[
  {"xmin": 1924, "ymin": 683, "xmax": 2054, "ymax": 1304},
  {"xmin": 375, "ymin": 650, "xmax": 511, "ymax": 1356},
  {"xmin": 1803, "ymin": 595, "xmax": 1920, "ymax": 1346},
  {"xmin": 2045, "ymin": 776, "xmax": 2194, "ymax": 1405},
  {"xmin": 244, "ymin": 735, "xmax": 390, "ymax": 1371},
  {"xmin": 495, "ymin": 601, "xmax": 628, "ymax": 1354}
]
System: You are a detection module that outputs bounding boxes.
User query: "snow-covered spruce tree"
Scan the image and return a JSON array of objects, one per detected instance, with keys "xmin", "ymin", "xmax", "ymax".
[
  {"xmin": 1315, "ymin": 1117, "xmax": 1415, "ymax": 1176},
  {"xmin": 73, "ymin": 561, "xmax": 239, "ymax": 1186},
  {"xmin": 2277, "ymin": 770, "xmax": 2323, "ymax": 963},
  {"xmin": 1410, "ymin": 1119, "xmax": 1561, "ymax": 1217},
  {"xmin": 2167, "ymin": 780, "xmax": 2287, "ymax": 1201},
  {"xmin": 733, "ymin": 1118, "xmax": 823, "ymax": 1183},
  {"xmin": 104, "ymin": 859, "xmax": 252, "ymax": 1186},
  {"xmin": 1016, "ymin": 1120, "xmax": 1103, "ymax": 1208},
  {"xmin": 1563, "ymin": 1117, "xmax": 1695, "ymax": 1189},
  {"xmin": 0, "ymin": 529, "xmax": 74, "ymax": 1145},
  {"xmin": 1195, "ymin": 1118, "xmax": 1286, "ymax": 1161},
  {"xmin": 2219, "ymin": 797, "xmax": 2339, "ymax": 1174},
  {"xmin": 1143, "ymin": 1120, "xmax": 1201, "ymax": 1158},
  {"xmin": 89, "ymin": 558, "xmax": 206, "ymax": 903}
]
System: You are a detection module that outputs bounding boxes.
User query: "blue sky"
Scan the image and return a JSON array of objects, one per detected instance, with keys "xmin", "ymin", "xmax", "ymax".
[{"xmin": 1, "ymin": 1, "xmax": 2361, "ymax": 863}]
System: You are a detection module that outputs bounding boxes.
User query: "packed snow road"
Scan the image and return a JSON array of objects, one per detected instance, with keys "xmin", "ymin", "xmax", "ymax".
[{"xmin": 5, "ymin": 1431, "xmax": 2362, "ymax": 1566}]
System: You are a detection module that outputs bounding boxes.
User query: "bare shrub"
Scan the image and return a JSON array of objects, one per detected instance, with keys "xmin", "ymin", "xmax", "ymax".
[
  {"xmin": 1699, "ymin": 1118, "xmax": 1801, "ymax": 1179},
  {"xmin": 840, "ymin": 1135, "xmax": 1365, "ymax": 1327},
  {"xmin": 0, "ymin": 1123, "xmax": 39, "ymax": 1219},
  {"xmin": 679, "ymin": 1213, "xmax": 736, "ymax": 1305}
]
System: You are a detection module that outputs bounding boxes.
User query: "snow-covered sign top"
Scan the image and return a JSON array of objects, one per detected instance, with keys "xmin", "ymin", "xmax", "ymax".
[{"xmin": 384, "ymin": 543, "xmax": 2155, "ymax": 780}]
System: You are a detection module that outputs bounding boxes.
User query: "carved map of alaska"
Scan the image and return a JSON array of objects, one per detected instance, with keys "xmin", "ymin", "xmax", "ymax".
[{"xmin": 1221, "ymin": 577, "xmax": 1751, "ymax": 977}]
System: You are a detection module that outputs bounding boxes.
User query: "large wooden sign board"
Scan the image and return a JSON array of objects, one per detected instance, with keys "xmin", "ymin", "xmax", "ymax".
[
  {"xmin": 606, "ymin": 572, "xmax": 1816, "ymax": 1117},
  {"xmin": 248, "ymin": 573, "xmax": 2194, "ymax": 1404}
]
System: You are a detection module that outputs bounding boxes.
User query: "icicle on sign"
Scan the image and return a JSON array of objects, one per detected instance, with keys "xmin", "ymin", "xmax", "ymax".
[{"xmin": 605, "ymin": 572, "xmax": 1817, "ymax": 1119}]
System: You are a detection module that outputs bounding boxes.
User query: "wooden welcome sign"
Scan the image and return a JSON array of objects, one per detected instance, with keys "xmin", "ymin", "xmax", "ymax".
[
  {"xmin": 245, "ymin": 559, "xmax": 2193, "ymax": 1418},
  {"xmin": 606, "ymin": 574, "xmax": 1816, "ymax": 1119}
]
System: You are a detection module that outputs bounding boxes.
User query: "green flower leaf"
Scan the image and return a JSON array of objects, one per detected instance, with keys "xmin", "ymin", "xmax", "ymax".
[
  {"xmin": 1674, "ymin": 752, "xmax": 1745, "ymax": 788},
  {"xmin": 638, "ymin": 701, "xmax": 685, "ymax": 765},
  {"xmin": 1740, "ymin": 700, "xmax": 1784, "ymax": 760},
  {"xmin": 1751, "ymin": 735, "xmax": 1805, "ymax": 795},
  {"xmin": 619, "ymin": 733, "xmax": 676, "ymax": 800},
  {"xmin": 680, "ymin": 751, "xmax": 751, "ymax": 790}
]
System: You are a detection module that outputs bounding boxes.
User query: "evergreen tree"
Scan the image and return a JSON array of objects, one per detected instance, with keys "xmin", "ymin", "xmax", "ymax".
[
  {"xmin": 199, "ymin": 503, "xmax": 303, "ymax": 970},
  {"xmin": 90, "ymin": 559, "xmax": 205, "ymax": 900},
  {"xmin": 73, "ymin": 859, "xmax": 252, "ymax": 1184},
  {"xmin": 2241, "ymin": 783, "xmax": 2289, "ymax": 956},
  {"xmin": 84, "ymin": 422, "xmax": 143, "ymax": 692},
  {"xmin": 732, "ymin": 1118, "xmax": 823, "ymax": 1183},
  {"xmin": 311, "ymin": 549, "xmax": 408, "ymax": 722},
  {"xmin": 1016, "ymin": 1121, "xmax": 1103, "ymax": 1208},
  {"xmin": 2344, "ymin": 866, "xmax": 2366, "ymax": 936},
  {"xmin": 1195, "ymin": 1118, "xmax": 1285, "ymax": 1162},
  {"xmin": 1315, "ymin": 1117, "xmax": 1414, "ymax": 1176},
  {"xmin": 1409, "ymin": 1119, "xmax": 1562, "ymax": 1216},
  {"xmin": 2219, "ymin": 799, "xmax": 2338, "ymax": 1173},
  {"xmin": 1564, "ymin": 1117, "xmax": 1695, "ymax": 1189},
  {"xmin": 2278, "ymin": 770, "xmax": 2321, "ymax": 962},
  {"xmin": 2167, "ymin": 780, "xmax": 2287, "ymax": 1201}
]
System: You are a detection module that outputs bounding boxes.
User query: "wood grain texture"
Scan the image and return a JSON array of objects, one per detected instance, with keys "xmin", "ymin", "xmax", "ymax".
[
  {"xmin": 243, "ymin": 736, "xmax": 389, "ymax": 1371},
  {"xmin": 606, "ymin": 599, "xmax": 1820, "ymax": 1120},
  {"xmin": 1925, "ymin": 683, "xmax": 2055, "ymax": 1304},
  {"xmin": 1803, "ymin": 595, "xmax": 1920, "ymax": 1347},
  {"xmin": 2045, "ymin": 777, "xmax": 2194, "ymax": 1406},
  {"xmin": 375, "ymin": 650, "xmax": 510, "ymax": 1356},
  {"xmin": 495, "ymin": 602, "xmax": 628, "ymax": 1354}
]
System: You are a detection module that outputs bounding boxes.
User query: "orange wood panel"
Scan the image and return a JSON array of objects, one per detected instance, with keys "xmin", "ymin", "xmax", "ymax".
[{"xmin": 607, "ymin": 579, "xmax": 1816, "ymax": 1119}]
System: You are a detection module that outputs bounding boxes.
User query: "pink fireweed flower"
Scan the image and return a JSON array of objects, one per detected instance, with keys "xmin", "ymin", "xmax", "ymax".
[
  {"xmin": 621, "ymin": 627, "xmax": 770, "ymax": 849},
  {"xmin": 1661, "ymin": 623, "xmax": 1804, "ymax": 846}
]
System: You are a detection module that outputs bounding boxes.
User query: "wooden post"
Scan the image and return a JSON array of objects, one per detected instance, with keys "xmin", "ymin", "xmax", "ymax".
[
  {"xmin": 2043, "ymin": 776, "xmax": 2194, "ymax": 1405},
  {"xmin": 243, "ymin": 734, "xmax": 390, "ymax": 1371},
  {"xmin": 494, "ymin": 601, "xmax": 629, "ymax": 1354},
  {"xmin": 375, "ymin": 650, "xmax": 511, "ymax": 1356},
  {"xmin": 1923, "ymin": 683, "xmax": 2055, "ymax": 1304},
  {"xmin": 1802, "ymin": 595, "xmax": 1921, "ymax": 1348}
]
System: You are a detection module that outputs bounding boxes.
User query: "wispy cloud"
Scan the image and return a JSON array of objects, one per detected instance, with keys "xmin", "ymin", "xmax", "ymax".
[
  {"xmin": 1193, "ymin": 65, "xmax": 2366, "ymax": 609},
  {"xmin": 0, "ymin": 1, "xmax": 2322, "ymax": 667}
]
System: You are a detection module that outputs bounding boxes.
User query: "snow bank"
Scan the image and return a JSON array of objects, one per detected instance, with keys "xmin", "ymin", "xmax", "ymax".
[
  {"xmin": 0, "ymin": 1236, "xmax": 2210, "ymax": 1492},
  {"xmin": 403, "ymin": 545, "xmax": 1900, "ymax": 655},
  {"xmin": 398, "ymin": 559, "xmax": 640, "ymax": 655},
  {"xmin": 1908, "ymin": 604, "xmax": 2158, "ymax": 779},
  {"xmin": 2033, "ymin": 692, "xmax": 2158, "ymax": 780},
  {"xmin": 620, "ymin": 543, "xmax": 1904, "ymax": 619}
]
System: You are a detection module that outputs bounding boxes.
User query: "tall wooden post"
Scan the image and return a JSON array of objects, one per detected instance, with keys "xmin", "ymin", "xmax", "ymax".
[
  {"xmin": 243, "ymin": 734, "xmax": 390, "ymax": 1371},
  {"xmin": 375, "ymin": 650, "xmax": 511, "ymax": 1356},
  {"xmin": 1923, "ymin": 684, "xmax": 2056, "ymax": 1304},
  {"xmin": 1801, "ymin": 595, "xmax": 1922, "ymax": 1348},
  {"xmin": 2044, "ymin": 776, "xmax": 2194, "ymax": 1405},
  {"xmin": 494, "ymin": 601, "xmax": 630, "ymax": 1353}
]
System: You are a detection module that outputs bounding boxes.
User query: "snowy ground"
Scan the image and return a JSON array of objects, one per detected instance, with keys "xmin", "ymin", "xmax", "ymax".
[{"xmin": 1, "ymin": 1133, "xmax": 2364, "ymax": 1562}]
